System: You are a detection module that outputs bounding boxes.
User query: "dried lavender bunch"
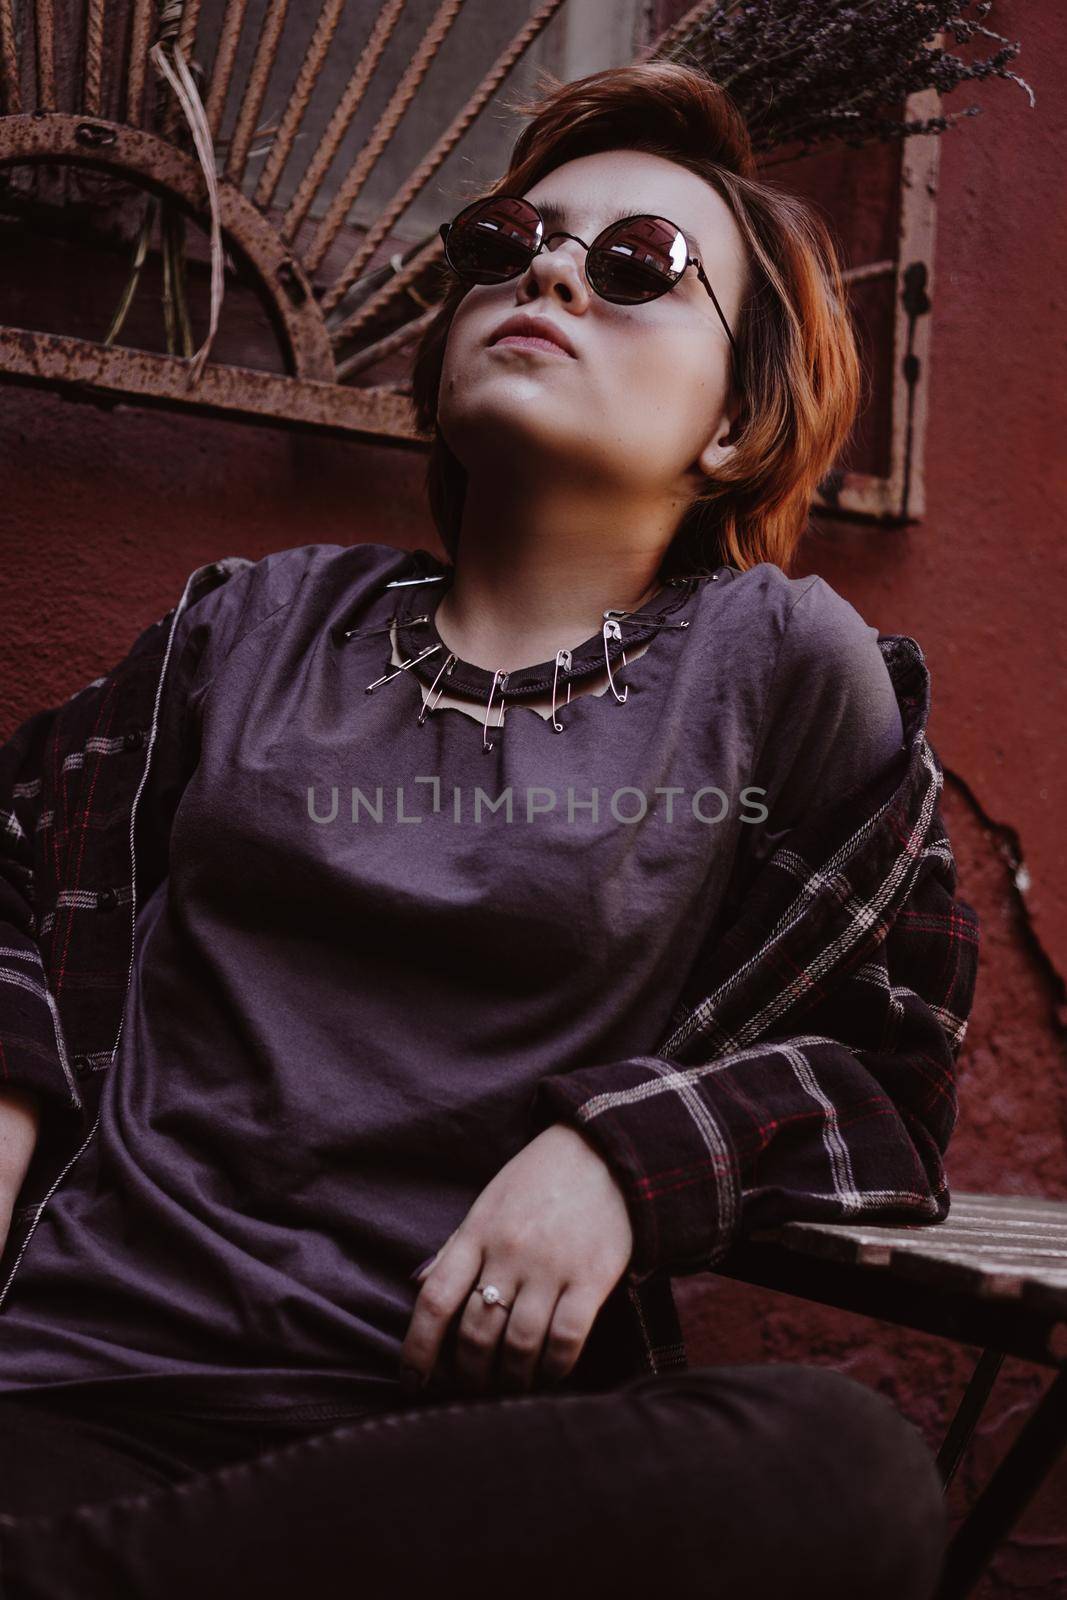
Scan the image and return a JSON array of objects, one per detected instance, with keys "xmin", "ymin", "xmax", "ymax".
[{"xmin": 650, "ymin": 0, "xmax": 1034, "ymax": 155}]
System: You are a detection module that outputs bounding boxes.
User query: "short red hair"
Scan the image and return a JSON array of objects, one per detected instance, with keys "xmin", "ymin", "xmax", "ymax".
[{"xmin": 410, "ymin": 61, "xmax": 861, "ymax": 577}]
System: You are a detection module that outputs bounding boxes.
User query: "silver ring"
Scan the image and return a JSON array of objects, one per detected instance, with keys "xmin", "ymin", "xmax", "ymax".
[{"xmin": 475, "ymin": 1283, "xmax": 511, "ymax": 1312}]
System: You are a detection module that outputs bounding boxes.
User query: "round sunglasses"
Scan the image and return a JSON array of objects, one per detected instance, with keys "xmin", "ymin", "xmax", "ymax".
[{"xmin": 438, "ymin": 193, "xmax": 740, "ymax": 370}]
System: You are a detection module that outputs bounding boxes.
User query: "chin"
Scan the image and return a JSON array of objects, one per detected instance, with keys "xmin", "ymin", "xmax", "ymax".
[{"xmin": 440, "ymin": 393, "xmax": 579, "ymax": 467}]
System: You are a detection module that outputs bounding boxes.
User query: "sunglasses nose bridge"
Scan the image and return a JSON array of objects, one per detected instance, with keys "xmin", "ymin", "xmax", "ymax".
[
  {"xmin": 541, "ymin": 228, "xmax": 590, "ymax": 254},
  {"xmin": 523, "ymin": 230, "xmax": 593, "ymax": 293}
]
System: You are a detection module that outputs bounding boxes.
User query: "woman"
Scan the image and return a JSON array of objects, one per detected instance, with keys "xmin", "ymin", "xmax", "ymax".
[{"xmin": 0, "ymin": 62, "xmax": 971, "ymax": 1600}]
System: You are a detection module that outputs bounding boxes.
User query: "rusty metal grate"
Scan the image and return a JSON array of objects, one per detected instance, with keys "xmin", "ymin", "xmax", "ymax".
[
  {"xmin": 0, "ymin": 0, "xmax": 681, "ymax": 439},
  {"xmin": 0, "ymin": 1, "xmax": 936, "ymax": 522}
]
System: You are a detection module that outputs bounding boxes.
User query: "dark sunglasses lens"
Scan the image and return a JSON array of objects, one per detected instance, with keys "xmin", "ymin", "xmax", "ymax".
[
  {"xmin": 587, "ymin": 216, "xmax": 687, "ymax": 304},
  {"xmin": 445, "ymin": 197, "xmax": 542, "ymax": 284}
]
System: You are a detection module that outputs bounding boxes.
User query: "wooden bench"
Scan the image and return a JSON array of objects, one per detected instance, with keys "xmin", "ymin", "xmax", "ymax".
[{"xmin": 711, "ymin": 1192, "xmax": 1067, "ymax": 1600}]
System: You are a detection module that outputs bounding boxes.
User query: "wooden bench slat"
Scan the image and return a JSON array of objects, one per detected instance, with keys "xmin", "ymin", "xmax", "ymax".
[
  {"xmin": 932, "ymin": 1219, "xmax": 1067, "ymax": 1240},
  {"xmin": 948, "ymin": 1195, "xmax": 1067, "ymax": 1220},
  {"xmin": 742, "ymin": 1192, "xmax": 1067, "ymax": 1312}
]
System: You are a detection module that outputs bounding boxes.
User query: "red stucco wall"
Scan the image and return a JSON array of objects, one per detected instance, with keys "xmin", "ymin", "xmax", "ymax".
[{"xmin": 2, "ymin": 2, "xmax": 1064, "ymax": 1593}]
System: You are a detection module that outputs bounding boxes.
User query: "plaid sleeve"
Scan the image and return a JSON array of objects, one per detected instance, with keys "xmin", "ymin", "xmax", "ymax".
[
  {"xmin": 0, "ymin": 560, "xmax": 234, "ymax": 1121},
  {"xmin": 529, "ymin": 808, "xmax": 980, "ymax": 1287},
  {"xmin": 0, "ymin": 701, "xmax": 86, "ymax": 1120},
  {"xmin": 0, "ymin": 551, "xmax": 283, "ymax": 1124}
]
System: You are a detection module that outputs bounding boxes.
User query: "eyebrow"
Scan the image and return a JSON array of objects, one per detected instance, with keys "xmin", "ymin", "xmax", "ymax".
[{"xmin": 532, "ymin": 199, "xmax": 702, "ymax": 263}]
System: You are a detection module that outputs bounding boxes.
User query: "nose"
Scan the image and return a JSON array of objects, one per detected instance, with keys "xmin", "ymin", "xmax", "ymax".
[{"xmin": 518, "ymin": 234, "xmax": 591, "ymax": 307}]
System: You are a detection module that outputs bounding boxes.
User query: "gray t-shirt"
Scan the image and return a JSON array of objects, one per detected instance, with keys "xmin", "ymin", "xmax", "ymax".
[{"xmin": 0, "ymin": 543, "xmax": 904, "ymax": 1424}]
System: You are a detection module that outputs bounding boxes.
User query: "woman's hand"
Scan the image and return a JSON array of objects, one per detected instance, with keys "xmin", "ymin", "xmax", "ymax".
[
  {"xmin": 0, "ymin": 1086, "xmax": 40, "ymax": 1258},
  {"xmin": 399, "ymin": 1122, "xmax": 634, "ymax": 1397}
]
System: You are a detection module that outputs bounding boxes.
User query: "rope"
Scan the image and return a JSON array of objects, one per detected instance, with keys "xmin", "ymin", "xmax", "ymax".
[{"xmin": 150, "ymin": 6, "xmax": 224, "ymax": 383}]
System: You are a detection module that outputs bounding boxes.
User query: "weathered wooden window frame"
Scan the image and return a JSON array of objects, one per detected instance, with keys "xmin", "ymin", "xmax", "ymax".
[{"xmin": 815, "ymin": 87, "xmax": 941, "ymax": 525}]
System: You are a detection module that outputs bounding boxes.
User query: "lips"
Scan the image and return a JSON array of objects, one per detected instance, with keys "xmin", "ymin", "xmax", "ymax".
[{"xmin": 488, "ymin": 314, "xmax": 577, "ymax": 358}]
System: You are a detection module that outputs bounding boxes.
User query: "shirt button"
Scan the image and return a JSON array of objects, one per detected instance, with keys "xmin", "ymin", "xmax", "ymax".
[
  {"xmin": 72, "ymin": 1055, "xmax": 93, "ymax": 1080},
  {"xmin": 96, "ymin": 887, "xmax": 118, "ymax": 912},
  {"xmin": 123, "ymin": 727, "xmax": 145, "ymax": 751}
]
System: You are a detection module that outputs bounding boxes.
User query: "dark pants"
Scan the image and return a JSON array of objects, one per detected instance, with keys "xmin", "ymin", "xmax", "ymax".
[{"xmin": 0, "ymin": 1363, "xmax": 947, "ymax": 1600}]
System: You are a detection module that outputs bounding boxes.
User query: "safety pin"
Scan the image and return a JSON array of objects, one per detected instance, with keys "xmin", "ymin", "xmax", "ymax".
[
  {"xmin": 342, "ymin": 614, "xmax": 429, "ymax": 642},
  {"xmin": 384, "ymin": 574, "xmax": 448, "ymax": 588},
  {"xmin": 483, "ymin": 671, "xmax": 508, "ymax": 753},
  {"xmin": 417, "ymin": 653, "xmax": 458, "ymax": 725},
  {"xmin": 602, "ymin": 620, "xmax": 628, "ymax": 703},
  {"xmin": 551, "ymin": 648, "xmax": 573, "ymax": 733},
  {"xmin": 365, "ymin": 643, "xmax": 441, "ymax": 692}
]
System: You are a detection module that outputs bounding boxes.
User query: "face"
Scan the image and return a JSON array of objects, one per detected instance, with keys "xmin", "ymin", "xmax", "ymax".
[{"xmin": 436, "ymin": 147, "xmax": 749, "ymax": 502}]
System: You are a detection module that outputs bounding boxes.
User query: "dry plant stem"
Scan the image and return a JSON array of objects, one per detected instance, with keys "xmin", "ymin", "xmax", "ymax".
[{"xmin": 104, "ymin": 197, "xmax": 157, "ymax": 346}]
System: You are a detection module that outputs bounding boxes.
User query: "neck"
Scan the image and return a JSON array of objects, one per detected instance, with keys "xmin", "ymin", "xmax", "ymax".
[{"xmin": 433, "ymin": 473, "xmax": 686, "ymax": 674}]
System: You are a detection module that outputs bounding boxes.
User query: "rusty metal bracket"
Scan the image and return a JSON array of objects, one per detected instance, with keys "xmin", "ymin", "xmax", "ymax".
[
  {"xmin": 0, "ymin": 324, "xmax": 424, "ymax": 440},
  {"xmin": 0, "ymin": 113, "xmax": 333, "ymax": 382}
]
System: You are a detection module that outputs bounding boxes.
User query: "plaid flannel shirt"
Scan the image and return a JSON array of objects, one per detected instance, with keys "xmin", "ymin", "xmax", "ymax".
[{"xmin": 0, "ymin": 552, "xmax": 980, "ymax": 1381}]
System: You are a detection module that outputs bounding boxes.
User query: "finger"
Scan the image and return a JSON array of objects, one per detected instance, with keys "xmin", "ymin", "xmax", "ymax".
[
  {"xmin": 493, "ymin": 1280, "xmax": 560, "ymax": 1395},
  {"xmin": 536, "ymin": 1283, "xmax": 602, "ymax": 1386},
  {"xmin": 411, "ymin": 1230, "xmax": 457, "ymax": 1283},
  {"xmin": 451, "ymin": 1274, "xmax": 519, "ymax": 1395},
  {"xmin": 399, "ymin": 1238, "xmax": 482, "ymax": 1386}
]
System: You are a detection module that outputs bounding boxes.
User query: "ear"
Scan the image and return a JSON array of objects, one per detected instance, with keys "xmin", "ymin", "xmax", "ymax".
[{"xmin": 696, "ymin": 395, "xmax": 743, "ymax": 479}]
